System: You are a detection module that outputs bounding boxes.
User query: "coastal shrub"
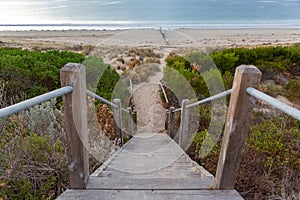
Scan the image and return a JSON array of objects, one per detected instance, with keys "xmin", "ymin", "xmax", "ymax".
[
  {"xmin": 0, "ymin": 132, "xmax": 68, "ymax": 200},
  {"xmin": 290, "ymin": 45, "xmax": 300, "ymax": 64},
  {"xmin": 165, "ymin": 53, "xmax": 191, "ymax": 71},
  {"xmin": 96, "ymin": 64, "xmax": 120, "ymax": 101},
  {"xmin": 163, "ymin": 66, "xmax": 208, "ymax": 99},
  {"xmin": 164, "ymin": 52, "xmax": 233, "ymax": 98},
  {"xmin": 210, "ymin": 45, "xmax": 299, "ymax": 74},
  {"xmin": 165, "ymin": 46, "xmax": 300, "ymax": 200},
  {"xmin": 0, "ymin": 51, "xmax": 121, "ymax": 199},
  {"xmin": 211, "ymin": 51, "xmax": 239, "ymax": 73},
  {"xmin": 0, "ymin": 99, "xmax": 68, "ymax": 200},
  {"xmin": 192, "ymin": 112, "xmax": 300, "ymax": 200},
  {"xmin": 83, "ymin": 56, "xmax": 110, "ymax": 91},
  {"xmin": 0, "ymin": 48, "xmax": 84, "ymax": 101},
  {"xmin": 285, "ymin": 79, "xmax": 300, "ymax": 103},
  {"xmin": 261, "ymin": 80, "xmax": 285, "ymax": 97},
  {"xmin": 185, "ymin": 52, "xmax": 216, "ymax": 71}
]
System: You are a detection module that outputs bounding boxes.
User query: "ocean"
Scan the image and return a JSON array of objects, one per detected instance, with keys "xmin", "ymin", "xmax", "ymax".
[{"xmin": 1, "ymin": 0, "xmax": 300, "ymax": 31}]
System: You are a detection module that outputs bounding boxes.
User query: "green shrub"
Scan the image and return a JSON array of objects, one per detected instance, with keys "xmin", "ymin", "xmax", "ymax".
[
  {"xmin": 285, "ymin": 79, "xmax": 300, "ymax": 103},
  {"xmin": 192, "ymin": 112, "xmax": 300, "ymax": 199},
  {"xmin": 96, "ymin": 65, "xmax": 120, "ymax": 101},
  {"xmin": 164, "ymin": 52, "xmax": 232, "ymax": 98},
  {"xmin": 210, "ymin": 45, "xmax": 299, "ymax": 75},
  {"xmin": 165, "ymin": 54, "xmax": 191, "ymax": 71},
  {"xmin": 0, "ymin": 133, "xmax": 68, "ymax": 200},
  {"xmin": 211, "ymin": 51, "xmax": 239, "ymax": 73},
  {"xmin": 0, "ymin": 48, "xmax": 84, "ymax": 100}
]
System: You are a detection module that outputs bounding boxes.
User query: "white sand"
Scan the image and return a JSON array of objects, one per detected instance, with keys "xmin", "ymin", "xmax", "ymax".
[{"xmin": 1, "ymin": 28, "xmax": 300, "ymax": 49}]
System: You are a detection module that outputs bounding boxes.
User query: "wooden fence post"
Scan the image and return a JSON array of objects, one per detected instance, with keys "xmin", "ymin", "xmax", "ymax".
[
  {"xmin": 179, "ymin": 99, "xmax": 190, "ymax": 149},
  {"xmin": 127, "ymin": 107, "xmax": 134, "ymax": 135},
  {"xmin": 215, "ymin": 65, "xmax": 261, "ymax": 189},
  {"xmin": 113, "ymin": 98, "xmax": 123, "ymax": 146},
  {"xmin": 168, "ymin": 107, "xmax": 175, "ymax": 138},
  {"xmin": 60, "ymin": 63, "xmax": 89, "ymax": 189},
  {"xmin": 165, "ymin": 109, "xmax": 169, "ymax": 130}
]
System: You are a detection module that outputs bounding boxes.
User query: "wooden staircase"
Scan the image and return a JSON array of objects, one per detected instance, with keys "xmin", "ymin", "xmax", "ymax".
[{"xmin": 57, "ymin": 133, "xmax": 243, "ymax": 200}]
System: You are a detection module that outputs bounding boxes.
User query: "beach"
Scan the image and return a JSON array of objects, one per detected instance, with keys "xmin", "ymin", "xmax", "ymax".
[{"xmin": 1, "ymin": 28, "xmax": 300, "ymax": 50}]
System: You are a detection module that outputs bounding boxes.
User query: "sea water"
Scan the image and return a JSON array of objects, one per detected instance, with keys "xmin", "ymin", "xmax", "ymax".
[{"xmin": 1, "ymin": 0, "xmax": 300, "ymax": 30}]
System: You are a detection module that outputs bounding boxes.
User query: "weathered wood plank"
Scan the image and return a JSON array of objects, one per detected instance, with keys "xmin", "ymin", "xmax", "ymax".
[
  {"xmin": 179, "ymin": 99, "xmax": 190, "ymax": 149},
  {"xmin": 94, "ymin": 133, "xmax": 213, "ymax": 178},
  {"xmin": 87, "ymin": 177, "xmax": 215, "ymax": 190},
  {"xmin": 60, "ymin": 63, "xmax": 89, "ymax": 189},
  {"xmin": 168, "ymin": 107, "xmax": 175, "ymax": 137},
  {"xmin": 113, "ymin": 98, "xmax": 123, "ymax": 145},
  {"xmin": 215, "ymin": 65, "xmax": 261, "ymax": 189},
  {"xmin": 57, "ymin": 189, "xmax": 243, "ymax": 200}
]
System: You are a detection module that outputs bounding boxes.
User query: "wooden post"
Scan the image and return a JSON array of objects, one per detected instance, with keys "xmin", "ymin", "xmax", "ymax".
[
  {"xmin": 132, "ymin": 109, "xmax": 137, "ymax": 133},
  {"xmin": 60, "ymin": 63, "xmax": 89, "ymax": 189},
  {"xmin": 179, "ymin": 99, "xmax": 190, "ymax": 149},
  {"xmin": 165, "ymin": 109, "xmax": 169, "ymax": 130},
  {"xmin": 168, "ymin": 107, "xmax": 175, "ymax": 137},
  {"xmin": 215, "ymin": 65, "xmax": 261, "ymax": 189},
  {"xmin": 127, "ymin": 107, "xmax": 133, "ymax": 135},
  {"xmin": 113, "ymin": 98, "xmax": 123, "ymax": 146}
]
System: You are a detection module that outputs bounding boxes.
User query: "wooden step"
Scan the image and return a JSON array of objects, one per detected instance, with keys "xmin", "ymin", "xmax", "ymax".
[
  {"xmin": 57, "ymin": 133, "xmax": 244, "ymax": 199},
  {"xmin": 57, "ymin": 189, "xmax": 243, "ymax": 200},
  {"xmin": 87, "ymin": 177, "xmax": 216, "ymax": 190}
]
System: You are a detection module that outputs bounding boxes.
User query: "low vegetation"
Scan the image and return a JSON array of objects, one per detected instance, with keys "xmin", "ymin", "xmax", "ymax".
[
  {"xmin": 0, "ymin": 48, "xmax": 120, "ymax": 199},
  {"xmin": 164, "ymin": 44, "xmax": 300, "ymax": 199},
  {"xmin": 1, "ymin": 43, "xmax": 300, "ymax": 199}
]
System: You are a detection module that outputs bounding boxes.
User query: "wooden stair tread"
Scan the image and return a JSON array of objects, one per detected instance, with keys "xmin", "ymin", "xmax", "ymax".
[
  {"xmin": 57, "ymin": 133, "xmax": 244, "ymax": 199},
  {"xmin": 57, "ymin": 189, "xmax": 243, "ymax": 200}
]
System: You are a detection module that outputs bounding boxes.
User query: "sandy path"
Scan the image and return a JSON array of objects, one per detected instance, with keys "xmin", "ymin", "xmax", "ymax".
[
  {"xmin": 133, "ymin": 82, "xmax": 166, "ymax": 134},
  {"xmin": 131, "ymin": 47, "xmax": 170, "ymax": 134}
]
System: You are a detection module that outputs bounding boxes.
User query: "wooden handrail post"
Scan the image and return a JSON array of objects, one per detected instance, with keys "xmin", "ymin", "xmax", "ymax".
[
  {"xmin": 127, "ymin": 107, "xmax": 134, "ymax": 135},
  {"xmin": 133, "ymin": 109, "xmax": 137, "ymax": 133},
  {"xmin": 179, "ymin": 99, "xmax": 190, "ymax": 149},
  {"xmin": 60, "ymin": 63, "xmax": 89, "ymax": 189},
  {"xmin": 215, "ymin": 65, "xmax": 261, "ymax": 189},
  {"xmin": 168, "ymin": 107, "xmax": 175, "ymax": 137},
  {"xmin": 165, "ymin": 109, "xmax": 169, "ymax": 130},
  {"xmin": 113, "ymin": 98, "xmax": 123, "ymax": 146}
]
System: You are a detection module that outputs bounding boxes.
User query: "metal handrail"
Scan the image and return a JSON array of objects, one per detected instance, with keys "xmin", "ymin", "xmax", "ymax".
[
  {"xmin": 160, "ymin": 80, "xmax": 169, "ymax": 106},
  {"xmin": 186, "ymin": 89, "xmax": 232, "ymax": 109},
  {"xmin": 121, "ymin": 108, "xmax": 130, "ymax": 114},
  {"xmin": 246, "ymin": 87, "xmax": 300, "ymax": 121},
  {"xmin": 172, "ymin": 107, "xmax": 182, "ymax": 113},
  {"xmin": 0, "ymin": 86, "xmax": 73, "ymax": 118},
  {"xmin": 86, "ymin": 90, "xmax": 130, "ymax": 113},
  {"xmin": 86, "ymin": 90, "xmax": 118, "ymax": 109},
  {"xmin": 171, "ymin": 89, "xmax": 232, "ymax": 113}
]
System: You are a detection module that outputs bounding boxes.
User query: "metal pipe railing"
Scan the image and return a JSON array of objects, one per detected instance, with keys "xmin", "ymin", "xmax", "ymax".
[
  {"xmin": 86, "ymin": 90, "xmax": 118, "ymax": 109},
  {"xmin": 186, "ymin": 89, "xmax": 232, "ymax": 109},
  {"xmin": 86, "ymin": 90, "xmax": 130, "ymax": 113},
  {"xmin": 160, "ymin": 80, "xmax": 169, "ymax": 106},
  {"xmin": 121, "ymin": 107, "xmax": 130, "ymax": 114},
  {"xmin": 171, "ymin": 89, "xmax": 232, "ymax": 113},
  {"xmin": 172, "ymin": 107, "xmax": 182, "ymax": 113},
  {"xmin": 0, "ymin": 86, "xmax": 73, "ymax": 118},
  {"xmin": 246, "ymin": 87, "xmax": 300, "ymax": 121}
]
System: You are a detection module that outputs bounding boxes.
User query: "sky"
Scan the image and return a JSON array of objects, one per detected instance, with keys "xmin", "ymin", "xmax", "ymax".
[{"xmin": 1, "ymin": 0, "xmax": 300, "ymax": 25}]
